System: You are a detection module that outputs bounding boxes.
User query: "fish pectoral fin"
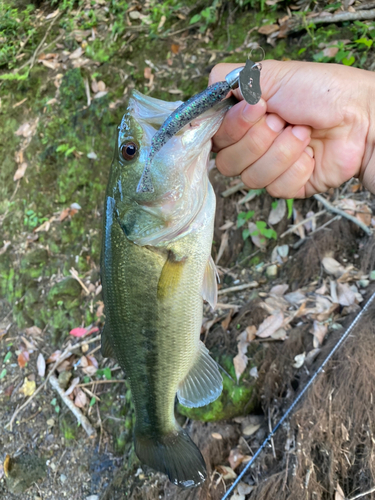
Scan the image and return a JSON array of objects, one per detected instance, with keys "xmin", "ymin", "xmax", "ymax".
[
  {"xmin": 101, "ymin": 323, "xmax": 115, "ymax": 359},
  {"xmin": 177, "ymin": 341, "xmax": 223, "ymax": 408},
  {"xmin": 157, "ymin": 252, "xmax": 186, "ymax": 300},
  {"xmin": 201, "ymin": 255, "xmax": 218, "ymax": 310}
]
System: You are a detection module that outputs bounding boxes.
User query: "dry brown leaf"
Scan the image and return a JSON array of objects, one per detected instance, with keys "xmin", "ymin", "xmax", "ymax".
[
  {"xmin": 91, "ymin": 79, "xmax": 98, "ymax": 93},
  {"xmin": 248, "ymin": 222, "xmax": 266, "ymax": 249},
  {"xmin": 97, "ymin": 80, "xmax": 106, "ymax": 92},
  {"xmin": 215, "ymin": 230, "xmax": 229, "ymax": 264},
  {"xmin": 46, "ymin": 350, "xmax": 62, "ymax": 363},
  {"xmin": 211, "ymin": 432, "xmax": 223, "ymax": 440},
  {"xmin": 39, "ymin": 59, "xmax": 59, "ymax": 70},
  {"xmin": 13, "ymin": 162, "xmax": 28, "ymax": 181},
  {"xmin": 323, "ymin": 46, "xmax": 339, "ymax": 57},
  {"xmin": 256, "ymin": 312, "xmax": 284, "ymax": 338},
  {"xmin": 233, "ymin": 351, "xmax": 248, "ymax": 383},
  {"xmin": 94, "ymin": 91, "xmax": 108, "ymax": 99},
  {"xmin": 37, "ymin": 353, "xmax": 46, "ymax": 377},
  {"xmin": 171, "ymin": 43, "xmax": 180, "ymax": 54},
  {"xmin": 215, "ymin": 465, "xmax": 237, "ymax": 480},
  {"xmin": 69, "ymin": 47, "xmax": 83, "ymax": 59},
  {"xmin": 258, "ymin": 23, "xmax": 279, "ymax": 35},
  {"xmin": 356, "ymin": 204, "xmax": 372, "ymax": 226},
  {"xmin": 228, "ymin": 448, "xmax": 245, "ymax": 470},
  {"xmin": 243, "ymin": 423, "xmax": 261, "ymax": 436},
  {"xmin": 311, "ymin": 320, "xmax": 328, "ymax": 347},
  {"xmin": 246, "ymin": 325, "xmax": 257, "ymax": 342},
  {"xmin": 24, "ymin": 325, "xmax": 42, "ymax": 336},
  {"xmin": 46, "ymin": 9, "xmax": 60, "ymax": 19},
  {"xmin": 322, "ymin": 257, "xmax": 345, "ymax": 277},
  {"xmin": 17, "ymin": 350, "xmax": 29, "ymax": 368},
  {"xmin": 292, "ymin": 209, "xmax": 305, "ymax": 239},
  {"xmin": 74, "ymin": 389, "xmax": 87, "ymax": 408},
  {"xmin": 221, "ymin": 309, "xmax": 233, "ymax": 330},
  {"xmin": 337, "ymin": 282, "xmax": 356, "ymax": 306},
  {"xmin": 65, "ymin": 376, "xmax": 80, "ymax": 397}
]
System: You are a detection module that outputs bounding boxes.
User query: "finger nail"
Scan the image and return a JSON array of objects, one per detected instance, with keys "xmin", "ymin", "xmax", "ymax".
[
  {"xmin": 292, "ymin": 125, "xmax": 311, "ymax": 141},
  {"xmin": 266, "ymin": 114, "xmax": 285, "ymax": 133},
  {"xmin": 242, "ymin": 98, "xmax": 266, "ymax": 123},
  {"xmin": 305, "ymin": 146, "xmax": 314, "ymax": 158}
]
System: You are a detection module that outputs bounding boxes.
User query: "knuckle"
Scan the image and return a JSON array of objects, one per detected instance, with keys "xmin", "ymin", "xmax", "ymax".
[
  {"xmin": 273, "ymin": 143, "xmax": 293, "ymax": 165},
  {"xmin": 215, "ymin": 153, "xmax": 233, "ymax": 177},
  {"xmin": 241, "ymin": 169, "xmax": 262, "ymax": 189}
]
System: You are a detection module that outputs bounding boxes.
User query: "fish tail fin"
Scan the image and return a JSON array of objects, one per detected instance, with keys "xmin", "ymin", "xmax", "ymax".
[{"xmin": 134, "ymin": 428, "xmax": 207, "ymax": 488}]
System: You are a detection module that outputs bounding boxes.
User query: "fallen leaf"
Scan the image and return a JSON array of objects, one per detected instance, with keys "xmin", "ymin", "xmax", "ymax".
[
  {"xmin": 292, "ymin": 208, "xmax": 305, "ymax": 239},
  {"xmin": 69, "ymin": 47, "xmax": 83, "ymax": 59},
  {"xmin": 221, "ymin": 309, "xmax": 234, "ymax": 330},
  {"xmin": 335, "ymin": 483, "xmax": 345, "ymax": 500},
  {"xmin": 65, "ymin": 376, "xmax": 80, "ymax": 396},
  {"xmin": 215, "ymin": 465, "xmax": 237, "ymax": 480},
  {"xmin": 233, "ymin": 351, "xmax": 248, "ymax": 382},
  {"xmin": 171, "ymin": 43, "xmax": 180, "ymax": 54},
  {"xmin": 258, "ymin": 23, "xmax": 279, "ymax": 35},
  {"xmin": 13, "ymin": 162, "xmax": 28, "ymax": 181},
  {"xmin": 249, "ymin": 366, "xmax": 258, "ymax": 378},
  {"xmin": 270, "ymin": 284, "xmax": 289, "ymax": 296},
  {"xmin": 248, "ymin": 222, "xmax": 266, "ymax": 249},
  {"xmin": 243, "ymin": 423, "xmax": 261, "ymax": 436},
  {"xmin": 215, "ymin": 230, "xmax": 229, "ymax": 264},
  {"xmin": 17, "ymin": 350, "xmax": 30, "ymax": 368},
  {"xmin": 97, "ymin": 80, "xmax": 106, "ymax": 92},
  {"xmin": 37, "ymin": 353, "xmax": 46, "ymax": 377},
  {"xmin": 70, "ymin": 327, "xmax": 87, "ymax": 337},
  {"xmin": 228, "ymin": 448, "xmax": 245, "ymax": 470},
  {"xmin": 211, "ymin": 432, "xmax": 223, "ymax": 440},
  {"xmin": 268, "ymin": 199, "xmax": 286, "ymax": 225},
  {"xmin": 74, "ymin": 389, "xmax": 87, "ymax": 408},
  {"xmin": 94, "ymin": 91, "xmax": 108, "ymax": 99},
  {"xmin": 356, "ymin": 204, "xmax": 372, "ymax": 226},
  {"xmin": 0, "ymin": 241, "xmax": 11, "ymax": 255},
  {"xmin": 144, "ymin": 67, "xmax": 152, "ymax": 79},
  {"xmin": 337, "ymin": 282, "xmax": 356, "ymax": 306},
  {"xmin": 46, "ymin": 9, "xmax": 60, "ymax": 19},
  {"xmin": 246, "ymin": 325, "xmax": 257, "ymax": 342},
  {"xmin": 311, "ymin": 320, "xmax": 328, "ymax": 347},
  {"xmin": 322, "ymin": 257, "xmax": 345, "ymax": 278},
  {"xmin": 323, "ymin": 46, "xmax": 339, "ymax": 57},
  {"xmin": 46, "ymin": 350, "xmax": 62, "ymax": 363},
  {"xmin": 293, "ymin": 352, "xmax": 306, "ymax": 369},
  {"xmin": 3, "ymin": 455, "xmax": 11, "ymax": 477},
  {"xmin": 256, "ymin": 312, "xmax": 284, "ymax": 338},
  {"xmin": 20, "ymin": 377, "xmax": 36, "ymax": 396},
  {"xmin": 237, "ymin": 482, "xmax": 254, "ymax": 495}
]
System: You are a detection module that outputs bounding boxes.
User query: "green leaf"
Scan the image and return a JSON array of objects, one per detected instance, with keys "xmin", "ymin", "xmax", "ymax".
[
  {"xmin": 0, "ymin": 368, "xmax": 7, "ymax": 379},
  {"xmin": 342, "ymin": 55, "xmax": 355, "ymax": 66},
  {"xmin": 4, "ymin": 352, "xmax": 12, "ymax": 363},
  {"xmin": 355, "ymin": 37, "xmax": 373, "ymax": 48},
  {"xmin": 242, "ymin": 228, "xmax": 250, "ymax": 241},
  {"xmin": 298, "ymin": 47, "xmax": 306, "ymax": 55},
  {"xmin": 83, "ymin": 376, "xmax": 90, "ymax": 383},
  {"xmin": 0, "ymin": 70, "xmax": 29, "ymax": 81},
  {"xmin": 271, "ymin": 200, "xmax": 278, "ymax": 210},
  {"xmin": 65, "ymin": 146, "xmax": 76, "ymax": 157},
  {"xmin": 103, "ymin": 367, "xmax": 112, "ymax": 380},
  {"xmin": 51, "ymin": 398, "xmax": 57, "ymax": 406},
  {"xmin": 256, "ymin": 220, "xmax": 267, "ymax": 230},
  {"xmin": 286, "ymin": 199, "xmax": 294, "ymax": 219},
  {"xmin": 190, "ymin": 13, "xmax": 201, "ymax": 24},
  {"xmin": 89, "ymin": 397, "xmax": 96, "ymax": 407}
]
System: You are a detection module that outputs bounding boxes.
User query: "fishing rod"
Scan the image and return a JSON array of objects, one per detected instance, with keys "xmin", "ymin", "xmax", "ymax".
[{"xmin": 222, "ymin": 289, "xmax": 375, "ymax": 500}]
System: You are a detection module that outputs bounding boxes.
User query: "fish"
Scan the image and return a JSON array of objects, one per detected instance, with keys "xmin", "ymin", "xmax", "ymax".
[{"xmin": 100, "ymin": 90, "xmax": 234, "ymax": 488}]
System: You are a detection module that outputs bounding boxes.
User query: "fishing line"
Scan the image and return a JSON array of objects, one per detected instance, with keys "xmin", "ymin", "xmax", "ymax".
[{"xmin": 221, "ymin": 289, "xmax": 375, "ymax": 500}]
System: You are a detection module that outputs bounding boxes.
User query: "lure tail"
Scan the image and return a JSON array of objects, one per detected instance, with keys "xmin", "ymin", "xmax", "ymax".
[{"xmin": 135, "ymin": 428, "xmax": 207, "ymax": 488}]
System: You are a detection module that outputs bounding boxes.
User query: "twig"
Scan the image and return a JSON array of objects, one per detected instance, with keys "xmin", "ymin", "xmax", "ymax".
[
  {"xmin": 231, "ymin": 249, "xmax": 260, "ymax": 270},
  {"xmin": 50, "ymin": 374, "xmax": 96, "ymax": 437},
  {"xmin": 7, "ymin": 334, "xmax": 101, "ymax": 430},
  {"xmin": 313, "ymin": 194, "xmax": 372, "ymax": 235},
  {"xmin": 30, "ymin": 13, "xmax": 62, "ymax": 70},
  {"xmin": 218, "ymin": 281, "xmax": 258, "ymax": 295},
  {"xmin": 221, "ymin": 182, "xmax": 246, "ymax": 198},
  {"xmin": 280, "ymin": 210, "xmax": 326, "ymax": 238},
  {"xmin": 69, "ymin": 267, "xmax": 90, "ymax": 295},
  {"xmin": 76, "ymin": 379, "xmax": 126, "ymax": 388},
  {"xmin": 84, "ymin": 77, "xmax": 91, "ymax": 107},
  {"xmin": 348, "ymin": 486, "xmax": 375, "ymax": 500}
]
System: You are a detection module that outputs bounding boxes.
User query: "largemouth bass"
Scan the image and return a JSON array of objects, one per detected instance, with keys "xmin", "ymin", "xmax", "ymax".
[{"xmin": 101, "ymin": 90, "xmax": 232, "ymax": 488}]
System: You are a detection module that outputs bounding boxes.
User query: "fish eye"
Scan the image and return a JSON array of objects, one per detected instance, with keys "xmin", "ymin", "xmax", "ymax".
[{"xmin": 121, "ymin": 141, "xmax": 138, "ymax": 161}]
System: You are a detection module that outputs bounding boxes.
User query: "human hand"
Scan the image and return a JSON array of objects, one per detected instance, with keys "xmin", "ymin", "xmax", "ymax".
[{"xmin": 209, "ymin": 60, "xmax": 375, "ymax": 198}]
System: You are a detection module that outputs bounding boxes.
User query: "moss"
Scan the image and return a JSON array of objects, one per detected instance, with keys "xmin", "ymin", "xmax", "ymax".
[
  {"xmin": 177, "ymin": 353, "xmax": 258, "ymax": 422},
  {"xmin": 48, "ymin": 277, "xmax": 82, "ymax": 303},
  {"xmin": 59, "ymin": 68, "xmax": 86, "ymax": 109}
]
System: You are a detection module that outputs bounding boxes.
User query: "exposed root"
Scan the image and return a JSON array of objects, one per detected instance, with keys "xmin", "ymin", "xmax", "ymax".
[{"xmin": 249, "ymin": 295, "xmax": 375, "ymax": 500}]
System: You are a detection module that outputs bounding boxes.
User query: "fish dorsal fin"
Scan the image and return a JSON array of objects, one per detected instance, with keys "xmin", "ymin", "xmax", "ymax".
[
  {"xmin": 101, "ymin": 323, "xmax": 114, "ymax": 359},
  {"xmin": 201, "ymin": 255, "xmax": 218, "ymax": 310},
  {"xmin": 177, "ymin": 341, "xmax": 223, "ymax": 408},
  {"xmin": 157, "ymin": 252, "xmax": 186, "ymax": 300}
]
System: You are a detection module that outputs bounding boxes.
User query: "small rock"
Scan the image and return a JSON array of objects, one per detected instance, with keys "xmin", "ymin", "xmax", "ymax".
[
  {"xmin": 87, "ymin": 151, "xmax": 97, "ymax": 160},
  {"xmin": 46, "ymin": 418, "xmax": 55, "ymax": 427},
  {"xmin": 60, "ymin": 474, "xmax": 67, "ymax": 483},
  {"xmin": 85, "ymin": 496, "xmax": 99, "ymax": 500},
  {"xmin": 370, "ymin": 270, "xmax": 375, "ymax": 281},
  {"xmin": 266, "ymin": 264, "xmax": 278, "ymax": 278}
]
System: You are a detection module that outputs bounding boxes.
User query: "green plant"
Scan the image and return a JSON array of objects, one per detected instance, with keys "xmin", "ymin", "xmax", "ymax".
[
  {"xmin": 243, "ymin": 220, "xmax": 277, "ymax": 243},
  {"xmin": 237, "ymin": 210, "xmax": 255, "ymax": 228}
]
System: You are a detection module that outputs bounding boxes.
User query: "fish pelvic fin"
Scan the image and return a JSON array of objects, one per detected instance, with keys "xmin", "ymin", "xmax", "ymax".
[
  {"xmin": 134, "ymin": 428, "xmax": 206, "ymax": 488},
  {"xmin": 201, "ymin": 255, "xmax": 218, "ymax": 310},
  {"xmin": 100, "ymin": 323, "xmax": 115, "ymax": 359},
  {"xmin": 177, "ymin": 340, "xmax": 223, "ymax": 408},
  {"xmin": 157, "ymin": 252, "xmax": 186, "ymax": 300}
]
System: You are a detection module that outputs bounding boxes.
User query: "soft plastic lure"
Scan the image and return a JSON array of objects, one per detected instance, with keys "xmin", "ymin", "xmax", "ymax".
[{"xmin": 136, "ymin": 60, "xmax": 262, "ymax": 193}]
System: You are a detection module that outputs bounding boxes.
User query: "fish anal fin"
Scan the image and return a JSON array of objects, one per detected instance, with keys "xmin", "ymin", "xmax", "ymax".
[
  {"xmin": 157, "ymin": 252, "xmax": 186, "ymax": 300},
  {"xmin": 201, "ymin": 255, "xmax": 218, "ymax": 310},
  {"xmin": 101, "ymin": 323, "xmax": 114, "ymax": 359},
  {"xmin": 177, "ymin": 341, "xmax": 223, "ymax": 408}
]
